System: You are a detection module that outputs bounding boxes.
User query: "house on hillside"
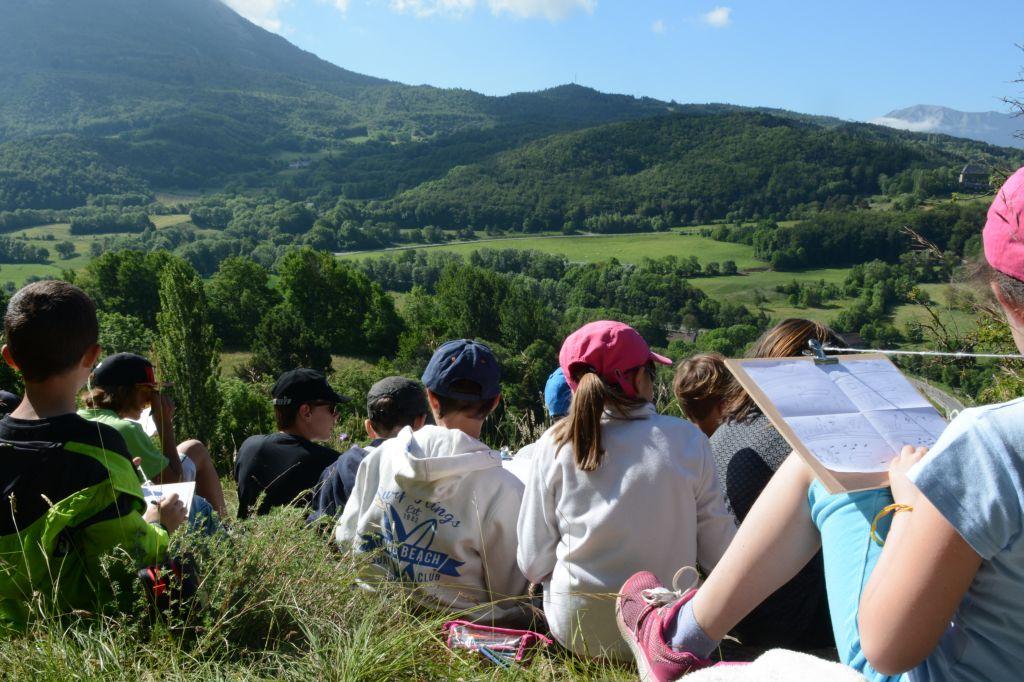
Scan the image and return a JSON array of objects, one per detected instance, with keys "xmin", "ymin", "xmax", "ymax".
[
  {"xmin": 837, "ymin": 332, "xmax": 866, "ymax": 350},
  {"xmin": 666, "ymin": 329, "xmax": 699, "ymax": 344},
  {"xmin": 958, "ymin": 163, "xmax": 989, "ymax": 192}
]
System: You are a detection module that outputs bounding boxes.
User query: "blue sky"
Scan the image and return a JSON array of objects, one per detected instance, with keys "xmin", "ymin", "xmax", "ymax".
[{"xmin": 225, "ymin": 0, "xmax": 1024, "ymax": 121}]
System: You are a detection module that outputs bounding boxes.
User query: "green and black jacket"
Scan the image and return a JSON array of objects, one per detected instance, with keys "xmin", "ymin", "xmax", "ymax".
[{"xmin": 0, "ymin": 415, "xmax": 168, "ymax": 628}]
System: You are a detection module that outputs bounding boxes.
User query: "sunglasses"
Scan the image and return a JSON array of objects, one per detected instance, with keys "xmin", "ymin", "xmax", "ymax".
[{"xmin": 308, "ymin": 401, "xmax": 339, "ymax": 415}]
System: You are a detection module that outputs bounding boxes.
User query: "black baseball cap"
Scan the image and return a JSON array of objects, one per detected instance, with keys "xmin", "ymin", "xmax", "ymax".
[
  {"xmin": 271, "ymin": 368, "xmax": 349, "ymax": 406},
  {"xmin": 421, "ymin": 339, "xmax": 501, "ymax": 401},
  {"xmin": 93, "ymin": 353, "xmax": 166, "ymax": 387},
  {"xmin": 366, "ymin": 377, "xmax": 429, "ymax": 418}
]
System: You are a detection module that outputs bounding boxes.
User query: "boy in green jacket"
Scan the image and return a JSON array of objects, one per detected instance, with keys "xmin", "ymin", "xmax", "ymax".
[{"xmin": 0, "ymin": 281, "xmax": 186, "ymax": 628}]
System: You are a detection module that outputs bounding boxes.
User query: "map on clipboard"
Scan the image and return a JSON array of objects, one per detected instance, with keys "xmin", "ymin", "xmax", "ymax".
[{"xmin": 725, "ymin": 354, "xmax": 948, "ymax": 493}]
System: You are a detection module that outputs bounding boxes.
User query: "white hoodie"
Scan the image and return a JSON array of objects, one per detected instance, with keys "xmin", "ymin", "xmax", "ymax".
[
  {"xmin": 335, "ymin": 425, "xmax": 532, "ymax": 626},
  {"xmin": 517, "ymin": 403, "xmax": 737, "ymax": 661}
]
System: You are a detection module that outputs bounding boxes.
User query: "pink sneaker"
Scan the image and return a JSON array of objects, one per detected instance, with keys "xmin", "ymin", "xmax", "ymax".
[{"xmin": 616, "ymin": 571, "xmax": 712, "ymax": 682}]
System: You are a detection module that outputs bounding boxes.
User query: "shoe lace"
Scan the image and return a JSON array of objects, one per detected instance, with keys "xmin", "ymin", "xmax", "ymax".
[{"xmin": 640, "ymin": 566, "xmax": 700, "ymax": 606}]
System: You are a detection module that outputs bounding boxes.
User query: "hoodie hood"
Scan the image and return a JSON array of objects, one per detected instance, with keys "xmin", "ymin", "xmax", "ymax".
[{"xmin": 391, "ymin": 424, "xmax": 502, "ymax": 486}]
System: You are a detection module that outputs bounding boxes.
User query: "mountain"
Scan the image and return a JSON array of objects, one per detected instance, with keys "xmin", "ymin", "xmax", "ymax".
[
  {"xmin": 870, "ymin": 105, "xmax": 1022, "ymax": 149},
  {"xmin": 375, "ymin": 111, "xmax": 1022, "ymax": 230},
  {"xmin": 0, "ymin": 0, "xmax": 689, "ymax": 202},
  {"xmin": 0, "ymin": 0, "xmax": 1021, "ymax": 218},
  {"xmin": 0, "ymin": 0, "xmax": 672, "ymax": 142}
]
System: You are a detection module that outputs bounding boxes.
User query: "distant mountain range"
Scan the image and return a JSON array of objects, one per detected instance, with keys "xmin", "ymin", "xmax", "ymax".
[
  {"xmin": 871, "ymin": 105, "xmax": 1023, "ymax": 149},
  {"xmin": 0, "ymin": 0, "xmax": 1021, "ymax": 218}
]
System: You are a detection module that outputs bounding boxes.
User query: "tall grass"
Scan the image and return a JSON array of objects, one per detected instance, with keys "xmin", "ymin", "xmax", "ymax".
[{"xmin": 0, "ymin": 505, "xmax": 636, "ymax": 680}]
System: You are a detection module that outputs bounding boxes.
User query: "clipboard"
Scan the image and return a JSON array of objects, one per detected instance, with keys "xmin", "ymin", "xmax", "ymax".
[{"xmin": 725, "ymin": 353, "xmax": 948, "ymax": 494}]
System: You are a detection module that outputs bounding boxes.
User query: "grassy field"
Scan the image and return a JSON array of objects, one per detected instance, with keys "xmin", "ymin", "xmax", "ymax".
[
  {"xmin": 220, "ymin": 352, "xmax": 376, "ymax": 378},
  {"xmin": 892, "ymin": 283, "xmax": 979, "ymax": 336},
  {"xmin": 340, "ymin": 230, "xmax": 762, "ymax": 268},
  {"xmin": 693, "ymin": 268, "xmax": 853, "ymax": 325},
  {"xmin": 2, "ymin": 216, "xmax": 195, "ymax": 286}
]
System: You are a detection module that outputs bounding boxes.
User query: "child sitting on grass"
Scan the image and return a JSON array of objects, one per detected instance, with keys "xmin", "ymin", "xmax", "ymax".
[
  {"xmin": 0, "ymin": 281, "xmax": 185, "ymax": 628},
  {"xmin": 79, "ymin": 352, "xmax": 227, "ymax": 517},
  {"xmin": 617, "ymin": 166, "xmax": 1024, "ymax": 681},
  {"xmin": 336, "ymin": 340, "xmax": 531, "ymax": 626},
  {"xmin": 672, "ymin": 352, "xmax": 735, "ymax": 438},
  {"xmin": 308, "ymin": 376, "xmax": 429, "ymax": 523},
  {"xmin": 518, "ymin": 321, "xmax": 736, "ymax": 661}
]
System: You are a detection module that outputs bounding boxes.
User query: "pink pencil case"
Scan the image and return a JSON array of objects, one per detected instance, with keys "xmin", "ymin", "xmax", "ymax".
[{"xmin": 443, "ymin": 620, "xmax": 553, "ymax": 666}]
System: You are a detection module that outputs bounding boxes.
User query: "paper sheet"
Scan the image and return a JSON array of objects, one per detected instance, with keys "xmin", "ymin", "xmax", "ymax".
[
  {"xmin": 141, "ymin": 481, "xmax": 195, "ymax": 517},
  {"xmin": 736, "ymin": 357, "xmax": 947, "ymax": 473},
  {"xmin": 134, "ymin": 407, "xmax": 159, "ymax": 437}
]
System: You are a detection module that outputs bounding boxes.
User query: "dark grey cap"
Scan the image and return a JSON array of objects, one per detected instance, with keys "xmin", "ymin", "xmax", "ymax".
[{"xmin": 366, "ymin": 376, "xmax": 429, "ymax": 419}]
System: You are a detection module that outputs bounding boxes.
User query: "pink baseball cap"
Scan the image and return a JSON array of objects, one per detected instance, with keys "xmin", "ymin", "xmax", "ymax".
[
  {"xmin": 559, "ymin": 320, "xmax": 672, "ymax": 398},
  {"xmin": 984, "ymin": 166, "xmax": 1024, "ymax": 281}
]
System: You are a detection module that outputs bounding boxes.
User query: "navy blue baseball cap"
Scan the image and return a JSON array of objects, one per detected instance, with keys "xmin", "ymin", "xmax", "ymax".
[
  {"xmin": 421, "ymin": 339, "xmax": 501, "ymax": 401},
  {"xmin": 544, "ymin": 368, "xmax": 572, "ymax": 418}
]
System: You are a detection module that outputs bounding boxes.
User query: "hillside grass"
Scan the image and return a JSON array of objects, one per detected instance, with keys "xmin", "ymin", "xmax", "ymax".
[
  {"xmin": 2, "ymin": 215, "xmax": 198, "ymax": 286},
  {"xmin": 0, "ymin": 502, "xmax": 637, "ymax": 680},
  {"xmin": 220, "ymin": 352, "xmax": 376, "ymax": 378},
  {"xmin": 340, "ymin": 230, "xmax": 761, "ymax": 268}
]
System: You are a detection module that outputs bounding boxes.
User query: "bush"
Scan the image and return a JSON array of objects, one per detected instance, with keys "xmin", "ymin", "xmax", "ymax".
[
  {"xmin": 97, "ymin": 310, "xmax": 155, "ymax": 356},
  {"xmin": 209, "ymin": 378, "xmax": 274, "ymax": 472}
]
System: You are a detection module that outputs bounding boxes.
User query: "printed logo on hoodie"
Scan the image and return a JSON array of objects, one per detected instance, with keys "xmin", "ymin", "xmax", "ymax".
[{"xmin": 360, "ymin": 502, "xmax": 465, "ymax": 583}]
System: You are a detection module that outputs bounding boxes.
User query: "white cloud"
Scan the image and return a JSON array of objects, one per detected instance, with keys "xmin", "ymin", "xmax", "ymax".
[
  {"xmin": 388, "ymin": 0, "xmax": 593, "ymax": 20},
  {"xmin": 222, "ymin": 0, "xmax": 289, "ymax": 31},
  {"xmin": 869, "ymin": 115, "xmax": 943, "ymax": 133},
  {"xmin": 701, "ymin": 6, "xmax": 731, "ymax": 28},
  {"xmin": 651, "ymin": 18, "xmax": 666, "ymax": 34},
  {"xmin": 329, "ymin": 0, "xmax": 351, "ymax": 11},
  {"xmin": 487, "ymin": 0, "xmax": 595, "ymax": 21},
  {"xmin": 389, "ymin": 0, "xmax": 476, "ymax": 18}
]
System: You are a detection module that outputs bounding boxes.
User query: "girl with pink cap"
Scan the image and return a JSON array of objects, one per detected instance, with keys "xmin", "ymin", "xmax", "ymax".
[
  {"xmin": 616, "ymin": 167, "xmax": 1024, "ymax": 682},
  {"xmin": 516, "ymin": 320, "xmax": 736, "ymax": 661}
]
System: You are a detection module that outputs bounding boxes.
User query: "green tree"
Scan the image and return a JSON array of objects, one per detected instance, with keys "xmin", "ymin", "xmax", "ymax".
[
  {"xmin": 210, "ymin": 378, "xmax": 274, "ymax": 469},
  {"xmin": 77, "ymin": 250, "xmax": 175, "ymax": 326},
  {"xmin": 206, "ymin": 256, "xmax": 282, "ymax": 349},
  {"xmin": 97, "ymin": 310, "xmax": 154, "ymax": 355},
  {"xmin": 277, "ymin": 247, "xmax": 398, "ymax": 355},
  {"xmin": 250, "ymin": 304, "xmax": 332, "ymax": 377},
  {"xmin": 154, "ymin": 259, "xmax": 222, "ymax": 444},
  {"xmin": 55, "ymin": 240, "xmax": 76, "ymax": 259}
]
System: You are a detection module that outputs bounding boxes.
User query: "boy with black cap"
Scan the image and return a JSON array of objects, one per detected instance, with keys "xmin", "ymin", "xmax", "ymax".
[
  {"xmin": 0, "ymin": 281, "xmax": 185, "ymax": 627},
  {"xmin": 336, "ymin": 340, "xmax": 531, "ymax": 626},
  {"xmin": 308, "ymin": 376, "xmax": 429, "ymax": 523},
  {"xmin": 234, "ymin": 368, "xmax": 349, "ymax": 519},
  {"xmin": 79, "ymin": 352, "xmax": 227, "ymax": 517}
]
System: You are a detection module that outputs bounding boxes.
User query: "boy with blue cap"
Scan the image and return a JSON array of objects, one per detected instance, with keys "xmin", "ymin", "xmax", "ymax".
[
  {"xmin": 503, "ymin": 367, "xmax": 571, "ymax": 484},
  {"xmin": 336, "ymin": 340, "xmax": 531, "ymax": 626}
]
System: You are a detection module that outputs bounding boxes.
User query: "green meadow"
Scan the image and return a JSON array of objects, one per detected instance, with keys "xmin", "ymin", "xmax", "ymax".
[{"xmin": 339, "ymin": 230, "xmax": 763, "ymax": 268}]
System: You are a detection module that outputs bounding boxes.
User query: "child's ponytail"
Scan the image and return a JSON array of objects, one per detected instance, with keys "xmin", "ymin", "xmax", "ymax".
[
  {"xmin": 554, "ymin": 370, "xmax": 648, "ymax": 472},
  {"xmin": 556, "ymin": 372, "xmax": 607, "ymax": 471}
]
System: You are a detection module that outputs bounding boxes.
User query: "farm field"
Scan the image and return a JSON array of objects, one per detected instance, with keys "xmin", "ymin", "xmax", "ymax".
[
  {"xmin": 2, "ymin": 215, "xmax": 196, "ymax": 286},
  {"xmin": 892, "ymin": 282, "xmax": 979, "ymax": 335},
  {"xmin": 339, "ymin": 230, "xmax": 762, "ymax": 268},
  {"xmin": 220, "ymin": 352, "xmax": 375, "ymax": 378}
]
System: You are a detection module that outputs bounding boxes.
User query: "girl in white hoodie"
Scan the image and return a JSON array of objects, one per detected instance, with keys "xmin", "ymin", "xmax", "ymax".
[
  {"xmin": 336, "ymin": 339, "xmax": 532, "ymax": 626},
  {"xmin": 517, "ymin": 321, "xmax": 736, "ymax": 660}
]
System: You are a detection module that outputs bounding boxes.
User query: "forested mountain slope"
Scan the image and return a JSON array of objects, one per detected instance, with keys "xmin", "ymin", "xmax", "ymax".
[
  {"xmin": 376, "ymin": 112, "xmax": 1022, "ymax": 229},
  {"xmin": 0, "ymin": 0, "xmax": 1020, "ymax": 218}
]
